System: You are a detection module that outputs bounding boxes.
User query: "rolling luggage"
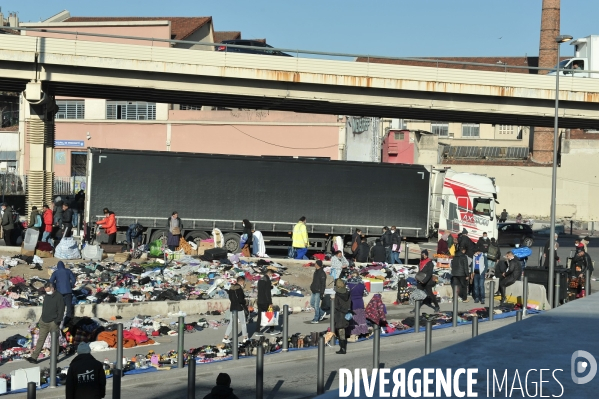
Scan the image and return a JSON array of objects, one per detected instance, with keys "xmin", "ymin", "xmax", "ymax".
[{"xmin": 202, "ymin": 247, "xmax": 228, "ymax": 261}]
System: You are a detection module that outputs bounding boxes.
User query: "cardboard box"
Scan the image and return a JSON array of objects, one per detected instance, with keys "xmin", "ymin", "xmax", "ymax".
[
  {"xmin": 35, "ymin": 249, "xmax": 53, "ymax": 258},
  {"xmin": 21, "ymin": 245, "xmax": 35, "ymax": 257},
  {"xmin": 197, "ymin": 241, "xmax": 214, "ymax": 256},
  {"xmin": 369, "ymin": 280, "xmax": 384, "ymax": 293}
]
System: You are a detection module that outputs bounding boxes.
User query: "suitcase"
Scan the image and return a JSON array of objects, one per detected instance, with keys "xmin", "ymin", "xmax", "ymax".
[
  {"xmin": 101, "ymin": 244, "xmax": 127, "ymax": 254},
  {"xmin": 202, "ymin": 247, "xmax": 228, "ymax": 261}
]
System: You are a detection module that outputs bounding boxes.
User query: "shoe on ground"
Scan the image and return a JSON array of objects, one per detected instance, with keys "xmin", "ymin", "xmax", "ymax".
[
  {"xmin": 222, "ymin": 338, "xmax": 231, "ymax": 344},
  {"xmin": 25, "ymin": 357, "xmax": 37, "ymax": 364},
  {"xmin": 319, "ymin": 313, "xmax": 328, "ymax": 321},
  {"xmin": 473, "ymin": 300, "xmax": 479, "ymax": 304},
  {"xmin": 462, "ymin": 299, "xmax": 470, "ymax": 303},
  {"xmin": 393, "ymin": 301, "xmax": 399, "ymax": 305},
  {"xmin": 311, "ymin": 320, "xmax": 319, "ymax": 324},
  {"xmin": 480, "ymin": 302, "xmax": 485, "ymax": 305},
  {"xmin": 336, "ymin": 349, "xmax": 346, "ymax": 355}
]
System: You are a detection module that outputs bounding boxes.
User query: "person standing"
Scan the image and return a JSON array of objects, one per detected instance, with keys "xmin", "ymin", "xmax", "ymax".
[
  {"xmin": 73, "ymin": 190, "xmax": 85, "ymax": 232},
  {"xmin": 499, "ymin": 209, "xmax": 508, "ymax": 223},
  {"xmin": 203, "ymin": 373, "xmax": 239, "ymax": 399},
  {"xmin": 309, "ymin": 260, "xmax": 327, "ymax": 323},
  {"xmin": 41, "ymin": 204, "xmax": 54, "ymax": 243},
  {"xmin": 28, "ymin": 206, "xmax": 42, "ymax": 233},
  {"xmin": 354, "ymin": 236, "xmax": 370, "ymax": 263},
  {"xmin": 241, "ymin": 219, "xmax": 253, "ymax": 257},
  {"xmin": 256, "ymin": 269, "xmax": 275, "ymax": 336},
  {"xmin": 451, "ymin": 247, "xmax": 470, "ymax": 303},
  {"xmin": 49, "ymin": 261, "xmax": 77, "ymax": 325},
  {"xmin": 458, "ymin": 229, "xmax": 475, "ymax": 258},
  {"xmin": 1, "ymin": 203, "xmax": 14, "ymax": 246},
  {"xmin": 477, "ymin": 232, "xmax": 491, "ymax": 269},
  {"xmin": 417, "ymin": 250, "xmax": 440, "ymax": 312},
  {"xmin": 487, "ymin": 237, "xmax": 501, "ymax": 273},
  {"xmin": 61, "ymin": 202, "xmax": 74, "ymax": 238},
  {"xmin": 52, "ymin": 199, "xmax": 64, "ymax": 241},
  {"xmin": 351, "ymin": 229, "xmax": 362, "ymax": 256},
  {"xmin": 542, "ymin": 233, "xmax": 559, "ymax": 269},
  {"xmin": 65, "ymin": 342, "xmax": 106, "ymax": 399},
  {"xmin": 381, "ymin": 226, "xmax": 393, "ymax": 263},
  {"xmin": 97, "ymin": 208, "xmax": 117, "ymax": 245},
  {"xmin": 292, "ymin": 216, "xmax": 309, "ymax": 260},
  {"xmin": 165, "ymin": 211, "xmax": 182, "ymax": 251},
  {"xmin": 437, "ymin": 232, "xmax": 450, "ymax": 255},
  {"xmin": 330, "ymin": 250, "xmax": 349, "ymax": 280},
  {"xmin": 26, "ymin": 282, "xmax": 65, "ymax": 364},
  {"xmin": 389, "ymin": 226, "xmax": 402, "ymax": 264},
  {"xmin": 371, "ymin": 239, "xmax": 387, "ymax": 263},
  {"xmin": 223, "ymin": 276, "xmax": 248, "ymax": 343},
  {"xmin": 498, "ymin": 251, "xmax": 522, "ymax": 304},
  {"xmin": 472, "ymin": 251, "xmax": 487, "ymax": 304},
  {"xmin": 333, "ymin": 278, "xmax": 351, "ymax": 355}
]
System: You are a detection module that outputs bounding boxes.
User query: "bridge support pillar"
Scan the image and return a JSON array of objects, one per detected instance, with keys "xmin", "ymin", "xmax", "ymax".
[{"xmin": 24, "ymin": 81, "xmax": 57, "ymax": 216}]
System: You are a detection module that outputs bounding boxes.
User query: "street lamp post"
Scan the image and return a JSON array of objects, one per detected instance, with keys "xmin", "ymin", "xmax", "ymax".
[{"xmin": 548, "ymin": 34, "xmax": 573, "ymax": 308}]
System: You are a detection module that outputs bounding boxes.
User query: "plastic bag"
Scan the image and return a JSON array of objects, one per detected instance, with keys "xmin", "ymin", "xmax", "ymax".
[
  {"xmin": 260, "ymin": 306, "xmax": 279, "ymax": 327},
  {"xmin": 512, "ymin": 247, "xmax": 532, "ymax": 259},
  {"xmin": 149, "ymin": 239, "xmax": 164, "ymax": 257},
  {"xmin": 54, "ymin": 237, "xmax": 81, "ymax": 260}
]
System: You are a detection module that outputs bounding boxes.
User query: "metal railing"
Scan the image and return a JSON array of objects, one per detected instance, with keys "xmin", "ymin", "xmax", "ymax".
[{"xmin": 0, "ymin": 174, "xmax": 81, "ymax": 197}]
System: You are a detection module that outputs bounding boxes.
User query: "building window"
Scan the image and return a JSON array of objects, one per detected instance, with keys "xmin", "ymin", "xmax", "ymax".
[
  {"xmin": 431, "ymin": 122, "xmax": 449, "ymax": 137},
  {"xmin": 394, "ymin": 131, "xmax": 405, "ymax": 141},
  {"xmin": 56, "ymin": 100, "xmax": 85, "ymax": 119},
  {"xmin": 180, "ymin": 105, "xmax": 201, "ymax": 110},
  {"xmin": 106, "ymin": 101, "xmax": 156, "ymax": 120},
  {"xmin": 462, "ymin": 123, "xmax": 480, "ymax": 138},
  {"xmin": 498, "ymin": 125, "xmax": 514, "ymax": 134}
]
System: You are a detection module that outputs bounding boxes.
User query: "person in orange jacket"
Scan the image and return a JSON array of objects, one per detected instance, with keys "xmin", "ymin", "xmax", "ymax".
[
  {"xmin": 41, "ymin": 204, "xmax": 54, "ymax": 243},
  {"xmin": 96, "ymin": 208, "xmax": 117, "ymax": 245}
]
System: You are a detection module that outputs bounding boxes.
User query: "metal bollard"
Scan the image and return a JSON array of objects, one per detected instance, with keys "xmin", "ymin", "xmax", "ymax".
[
  {"xmin": 585, "ymin": 269, "xmax": 592, "ymax": 297},
  {"xmin": 256, "ymin": 344, "xmax": 264, "ymax": 399},
  {"xmin": 317, "ymin": 335, "xmax": 325, "ymax": 395},
  {"xmin": 178, "ymin": 316, "xmax": 185, "ymax": 369},
  {"xmin": 373, "ymin": 324, "xmax": 380, "ymax": 369},
  {"xmin": 282, "ymin": 305, "xmax": 289, "ymax": 352},
  {"xmin": 472, "ymin": 316, "xmax": 478, "ymax": 337},
  {"xmin": 113, "ymin": 323, "xmax": 123, "ymax": 399},
  {"xmin": 424, "ymin": 320, "xmax": 432, "ymax": 355},
  {"xmin": 404, "ymin": 243, "xmax": 410, "ymax": 265},
  {"xmin": 27, "ymin": 381, "xmax": 36, "ymax": 399},
  {"xmin": 488, "ymin": 281, "xmax": 495, "ymax": 321},
  {"xmin": 232, "ymin": 310, "xmax": 239, "ymax": 360},
  {"xmin": 329, "ymin": 295, "xmax": 335, "ymax": 346},
  {"xmin": 187, "ymin": 353, "xmax": 196, "ymax": 399},
  {"xmin": 414, "ymin": 300, "xmax": 422, "ymax": 333},
  {"xmin": 452, "ymin": 284, "xmax": 459, "ymax": 327},
  {"xmin": 516, "ymin": 310, "xmax": 523, "ymax": 321},
  {"xmin": 554, "ymin": 275, "xmax": 561, "ymax": 308},
  {"xmin": 522, "ymin": 276, "xmax": 528, "ymax": 317},
  {"xmin": 50, "ymin": 330, "xmax": 58, "ymax": 388}
]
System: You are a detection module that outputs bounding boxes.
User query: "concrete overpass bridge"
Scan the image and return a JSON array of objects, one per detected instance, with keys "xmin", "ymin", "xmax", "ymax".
[{"xmin": 2, "ymin": 33, "xmax": 599, "ymax": 128}]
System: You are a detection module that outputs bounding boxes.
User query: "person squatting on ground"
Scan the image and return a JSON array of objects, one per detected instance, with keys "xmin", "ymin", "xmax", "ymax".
[
  {"xmin": 330, "ymin": 250, "xmax": 349, "ymax": 280},
  {"xmin": 334, "ymin": 278, "xmax": 351, "ymax": 355},
  {"xmin": 65, "ymin": 342, "xmax": 106, "ymax": 399},
  {"xmin": 292, "ymin": 216, "xmax": 309, "ymax": 260},
  {"xmin": 223, "ymin": 276, "xmax": 248, "ymax": 344},
  {"xmin": 310, "ymin": 260, "xmax": 327, "ymax": 323},
  {"xmin": 26, "ymin": 282, "xmax": 65, "ymax": 364},
  {"xmin": 498, "ymin": 251, "xmax": 522, "ymax": 304}
]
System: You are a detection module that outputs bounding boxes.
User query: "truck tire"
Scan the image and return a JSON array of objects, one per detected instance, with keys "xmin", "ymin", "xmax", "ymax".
[
  {"xmin": 185, "ymin": 230, "xmax": 209, "ymax": 243},
  {"xmin": 150, "ymin": 229, "xmax": 168, "ymax": 243},
  {"xmin": 522, "ymin": 237, "xmax": 534, "ymax": 247},
  {"xmin": 223, "ymin": 233, "xmax": 241, "ymax": 254}
]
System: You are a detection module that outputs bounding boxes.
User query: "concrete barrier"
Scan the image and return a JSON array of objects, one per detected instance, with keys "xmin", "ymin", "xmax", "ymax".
[{"xmin": 0, "ymin": 290, "xmax": 398, "ymax": 323}]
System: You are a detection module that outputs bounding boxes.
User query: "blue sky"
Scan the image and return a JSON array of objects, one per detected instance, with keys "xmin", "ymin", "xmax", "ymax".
[{"xmin": 6, "ymin": 0, "xmax": 598, "ymax": 57}]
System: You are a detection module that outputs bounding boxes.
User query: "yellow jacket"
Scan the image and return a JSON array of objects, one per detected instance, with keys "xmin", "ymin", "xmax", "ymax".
[{"xmin": 292, "ymin": 222, "xmax": 309, "ymax": 248}]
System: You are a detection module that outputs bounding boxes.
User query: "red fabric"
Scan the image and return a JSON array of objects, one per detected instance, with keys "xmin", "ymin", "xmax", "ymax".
[
  {"xmin": 43, "ymin": 209, "xmax": 53, "ymax": 233},
  {"xmin": 36, "ymin": 242, "xmax": 53, "ymax": 252},
  {"xmin": 124, "ymin": 328, "xmax": 149, "ymax": 344},
  {"xmin": 10, "ymin": 276, "xmax": 26, "ymax": 285},
  {"xmin": 419, "ymin": 259, "xmax": 428, "ymax": 271},
  {"xmin": 312, "ymin": 253, "xmax": 326, "ymax": 261},
  {"xmin": 97, "ymin": 213, "xmax": 117, "ymax": 234}
]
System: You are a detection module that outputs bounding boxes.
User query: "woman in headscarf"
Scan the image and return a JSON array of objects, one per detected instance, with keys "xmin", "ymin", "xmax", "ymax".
[
  {"xmin": 166, "ymin": 211, "xmax": 183, "ymax": 251},
  {"xmin": 334, "ymin": 278, "xmax": 351, "ymax": 355},
  {"xmin": 437, "ymin": 232, "xmax": 450, "ymax": 255},
  {"xmin": 346, "ymin": 272, "xmax": 369, "ymax": 336},
  {"xmin": 240, "ymin": 219, "xmax": 253, "ymax": 257},
  {"xmin": 365, "ymin": 293, "xmax": 387, "ymax": 327}
]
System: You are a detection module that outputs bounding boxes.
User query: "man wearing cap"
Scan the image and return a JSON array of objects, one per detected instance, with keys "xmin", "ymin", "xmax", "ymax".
[
  {"xmin": 65, "ymin": 342, "xmax": 106, "ymax": 399},
  {"xmin": 203, "ymin": 372, "xmax": 239, "ymax": 399},
  {"xmin": 310, "ymin": 260, "xmax": 327, "ymax": 323},
  {"xmin": 26, "ymin": 282, "xmax": 65, "ymax": 363}
]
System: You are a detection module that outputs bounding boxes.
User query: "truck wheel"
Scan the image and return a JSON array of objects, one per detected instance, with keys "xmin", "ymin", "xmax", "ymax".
[
  {"xmin": 185, "ymin": 230, "xmax": 209, "ymax": 243},
  {"xmin": 223, "ymin": 233, "xmax": 241, "ymax": 253},
  {"xmin": 150, "ymin": 229, "xmax": 168, "ymax": 243},
  {"xmin": 523, "ymin": 237, "xmax": 534, "ymax": 247}
]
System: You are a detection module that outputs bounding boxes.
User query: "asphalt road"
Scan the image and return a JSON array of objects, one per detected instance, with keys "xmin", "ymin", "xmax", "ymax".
[{"xmin": 14, "ymin": 316, "xmax": 517, "ymax": 399}]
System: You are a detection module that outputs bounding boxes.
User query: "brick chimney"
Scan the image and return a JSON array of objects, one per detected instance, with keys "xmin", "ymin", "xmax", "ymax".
[{"xmin": 532, "ymin": 0, "xmax": 560, "ymax": 163}]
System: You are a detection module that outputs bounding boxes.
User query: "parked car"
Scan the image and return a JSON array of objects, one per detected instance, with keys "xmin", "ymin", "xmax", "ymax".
[
  {"xmin": 216, "ymin": 40, "xmax": 292, "ymax": 56},
  {"xmin": 497, "ymin": 223, "xmax": 534, "ymax": 247}
]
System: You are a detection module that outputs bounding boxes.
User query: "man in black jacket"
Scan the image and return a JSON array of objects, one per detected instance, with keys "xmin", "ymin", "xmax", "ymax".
[
  {"xmin": 381, "ymin": 226, "xmax": 393, "ymax": 263},
  {"xmin": 65, "ymin": 342, "xmax": 106, "ymax": 399},
  {"xmin": 26, "ymin": 283, "xmax": 65, "ymax": 363},
  {"xmin": 451, "ymin": 247, "xmax": 470, "ymax": 302},
  {"xmin": 390, "ymin": 226, "xmax": 402, "ymax": 264},
  {"xmin": 499, "ymin": 251, "xmax": 522, "ymax": 304},
  {"xmin": 61, "ymin": 202, "xmax": 74, "ymax": 238},
  {"xmin": 310, "ymin": 260, "xmax": 327, "ymax": 323},
  {"xmin": 1, "ymin": 203, "xmax": 14, "ymax": 246},
  {"xmin": 354, "ymin": 237, "xmax": 370, "ymax": 263},
  {"xmin": 458, "ymin": 228, "xmax": 475, "ymax": 258},
  {"xmin": 572, "ymin": 248, "xmax": 594, "ymax": 278},
  {"xmin": 371, "ymin": 239, "xmax": 387, "ymax": 263},
  {"xmin": 256, "ymin": 270, "xmax": 276, "ymax": 336},
  {"xmin": 223, "ymin": 276, "xmax": 248, "ymax": 343}
]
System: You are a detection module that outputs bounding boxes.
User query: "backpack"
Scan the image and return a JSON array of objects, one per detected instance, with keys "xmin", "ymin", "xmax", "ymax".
[
  {"xmin": 34, "ymin": 214, "xmax": 42, "ymax": 228},
  {"xmin": 487, "ymin": 243, "xmax": 500, "ymax": 261}
]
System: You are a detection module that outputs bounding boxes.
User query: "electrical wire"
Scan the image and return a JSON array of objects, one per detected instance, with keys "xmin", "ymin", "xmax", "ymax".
[
  {"xmin": 512, "ymin": 167, "xmax": 599, "ymax": 188},
  {"xmin": 227, "ymin": 125, "xmax": 339, "ymax": 150}
]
